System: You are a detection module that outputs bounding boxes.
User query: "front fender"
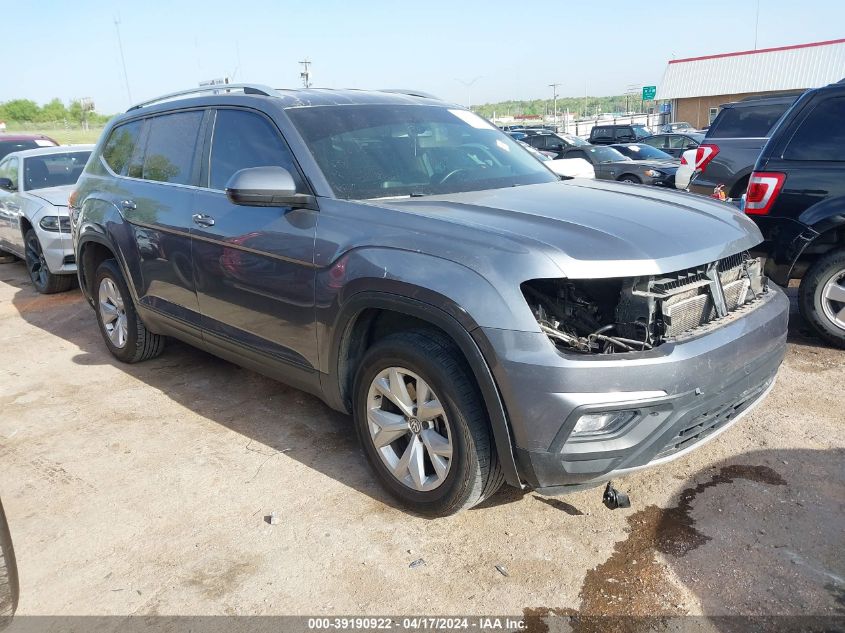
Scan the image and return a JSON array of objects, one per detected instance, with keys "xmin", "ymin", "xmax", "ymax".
[{"xmin": 321, "ymin": 289, "xmax": 525, "ymax": 488}]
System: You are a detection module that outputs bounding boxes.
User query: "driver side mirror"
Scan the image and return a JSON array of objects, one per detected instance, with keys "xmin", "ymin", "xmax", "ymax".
[
  {"xmin": 0, "ymin": 177, "xmax": 14, "ymax": 191},
  {"xmin": 225, "ymin": 167, "xmax": 317, "ymax": 210}
]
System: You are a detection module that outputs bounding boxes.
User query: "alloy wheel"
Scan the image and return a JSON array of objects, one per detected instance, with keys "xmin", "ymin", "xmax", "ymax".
[
  {"xmin": 820, "ymin": 268, "xmax": 845, "ymax": 332},
  {"xmin": 24, "ymin": 233, "xmax": 48, "ymax": 290},
  {"xmin": 366, "ymin": 367, "xmax": 453, "ymax": 492},
  {"xmin": 98, "ymin": 278, "xmax": 128, "ymax": 348}
]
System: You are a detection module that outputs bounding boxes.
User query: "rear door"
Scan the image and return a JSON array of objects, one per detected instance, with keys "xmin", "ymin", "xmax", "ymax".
[
  {"xmin": 191, "ymin": 107, "xmax": 319, "ymax": 370},
  {"xmin": 104, "ymin": 111, "xmax": 205, "ymax": 328}
]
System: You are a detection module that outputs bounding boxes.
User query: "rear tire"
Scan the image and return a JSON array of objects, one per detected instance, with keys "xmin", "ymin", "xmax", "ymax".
[
  {"xmin": 23, "ymin": 229, "xmax": 74, "ymax": 294},
  {"xmin": 352, "ymin": 331, "xmax": 503, "ymax": 516},
  {"xmin": 799, "ymin": 249, "xmax": 845, "ymax": 348},
  {"xmin": 93, "ymin": 259, "xmax": 165, "ymax": 362},
  {"xmin": 0, "ymin": 498, "xmax": 18, "ymax": 627}
]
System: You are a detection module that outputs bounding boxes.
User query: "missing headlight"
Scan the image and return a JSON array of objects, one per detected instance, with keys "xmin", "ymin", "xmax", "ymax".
[{"xmin": 521, "ymin": 278, "xmax": 656, "ymax": 354}]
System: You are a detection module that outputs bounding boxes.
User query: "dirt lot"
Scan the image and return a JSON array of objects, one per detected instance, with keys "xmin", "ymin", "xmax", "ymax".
[{"xmin": 0, "ymin": 260, "xmax": 842, "ymax": 625}]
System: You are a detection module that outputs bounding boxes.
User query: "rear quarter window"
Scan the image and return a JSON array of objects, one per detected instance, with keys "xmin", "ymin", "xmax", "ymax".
[
  {"xmin": 591, "ymin": 127, "xmax": 612, "ymax": 140},
  {"xmin": 707, "ymin": 103, "xmax": 790, "ymax": 138},
  {"xmin": 102, "ymin": 120, "xmax": 143, "ymax": 175},
  {"xmin": 783, "ymin": 97, "xmax": 845, "ymax": 161}
]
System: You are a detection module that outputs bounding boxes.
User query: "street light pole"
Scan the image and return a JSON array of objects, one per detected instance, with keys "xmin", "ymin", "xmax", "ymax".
[
  {"xmin": 549, "ymin": 83, "xmax": 561, "ymax": 131},
  {"xmin": 455, "ymin": 76, "xmax": 483, "ymax": 110}
]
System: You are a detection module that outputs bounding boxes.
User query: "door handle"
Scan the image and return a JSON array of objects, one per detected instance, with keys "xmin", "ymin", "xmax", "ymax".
[
  {"xmin": 120, "ymin": 199, "xmax": 136, "ymax": 212},
  {"xmin": 192, "ymin": 213, "xmax": 215, "ymax": 228}
]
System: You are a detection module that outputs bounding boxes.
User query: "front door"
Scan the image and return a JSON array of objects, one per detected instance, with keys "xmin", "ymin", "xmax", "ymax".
[{"xmin": 191, "ymin": 108, "xmax": 318, "ymax": 370}]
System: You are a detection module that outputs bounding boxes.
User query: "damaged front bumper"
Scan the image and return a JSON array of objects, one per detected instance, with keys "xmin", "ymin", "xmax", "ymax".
[{"xmin": 474, "ymin": 285, "xmax": 789, "ymax": 492}]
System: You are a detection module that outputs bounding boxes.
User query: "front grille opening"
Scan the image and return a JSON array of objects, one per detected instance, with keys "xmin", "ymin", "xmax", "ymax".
[{"xmin": 525, "ymin": 251, "xmax": 768, "ymax": 356}]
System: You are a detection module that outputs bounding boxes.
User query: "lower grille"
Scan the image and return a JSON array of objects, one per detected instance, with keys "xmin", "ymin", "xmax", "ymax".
[{"xmin": 655, "ymin": 376, "xmax": 773, "ymax": 460}]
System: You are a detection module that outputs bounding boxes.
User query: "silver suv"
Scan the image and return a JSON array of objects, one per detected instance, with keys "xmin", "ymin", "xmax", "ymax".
[{"xmin": 71, "ymin": 85, "xmax": 789, "ymax": 515}]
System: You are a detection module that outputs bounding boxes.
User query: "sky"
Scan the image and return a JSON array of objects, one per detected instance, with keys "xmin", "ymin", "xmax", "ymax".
[{"xmin": 2, "ymin": 0, "xmax": 844, "ymax": 114}]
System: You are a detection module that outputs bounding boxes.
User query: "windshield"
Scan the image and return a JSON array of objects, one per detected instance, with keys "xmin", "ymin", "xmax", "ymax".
[
  {"xmin": 23, "ymin": 151, "xmax": 91, "ymax": 191},
  {"xmin": 560, "ymin": 134, "xmax": 589, "ymax": 146},
  {"xmin": 632, "ymin": 125, "xmax": 651, "ymax": 139},
  {"xmin": 286, "ymin": 105, "xmax": 557, "ymax": 199},
  {"xmin": 612, "ymin": 144, "xmax": 673, "ymax": 161},
  {"xmin": 587, "ymin": 146, "xmax": 630, "ymax": 163}
]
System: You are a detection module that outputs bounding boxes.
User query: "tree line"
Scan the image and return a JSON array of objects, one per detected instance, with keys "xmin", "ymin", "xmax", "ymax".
[
  {"xmin": 473, "ymin": 94, "xmax": 656, "ymax": 120},
  {"xmin": 0, "ymin": 98, "xmax": 112, "ymax": 126}
]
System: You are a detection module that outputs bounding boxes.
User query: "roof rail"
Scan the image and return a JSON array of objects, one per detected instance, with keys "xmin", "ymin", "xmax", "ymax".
[
  {"xmin": 127, "ymin": 84, "xmax": 278, "ymax": 111},
  {"xmin": 379, "ymin": 88, "xmax": 441, "ymax": 100}
]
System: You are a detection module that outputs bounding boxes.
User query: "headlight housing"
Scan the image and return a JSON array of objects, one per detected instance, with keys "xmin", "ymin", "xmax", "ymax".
[
  {"xmin": 644, "ymin": 169, "xmax": 664, "ymax": 178},
  {"xmin": 39, "ymin": 216, "xmax": 71, "ymax": 232}
]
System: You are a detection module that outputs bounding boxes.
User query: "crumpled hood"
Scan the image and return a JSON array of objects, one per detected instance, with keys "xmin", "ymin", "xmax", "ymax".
[
  {"xmin": 26, "ymin": 184, "xmax": 74, "ymax": 207},
  {"xmin": 382, "ymin": 180, "xmax": 763, "ymax": 279}
]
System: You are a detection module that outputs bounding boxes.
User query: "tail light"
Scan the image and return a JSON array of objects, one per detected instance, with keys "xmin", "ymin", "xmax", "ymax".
[
  {"xmin": 680, "ymin": 154, "xmax": 688, "ymax": 165},
  {"xmin": 694, "ymin": 143, "xmax": 719, "ymax": 171},
  {"xmin": 745, "ymin": 171, "xmax": 786, "ymax": 215}
]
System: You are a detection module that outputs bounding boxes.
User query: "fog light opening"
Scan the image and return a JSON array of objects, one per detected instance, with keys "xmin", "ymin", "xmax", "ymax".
[{"xmin": 572, "ymin": 410, "xmax": 638, "ymax": 436}]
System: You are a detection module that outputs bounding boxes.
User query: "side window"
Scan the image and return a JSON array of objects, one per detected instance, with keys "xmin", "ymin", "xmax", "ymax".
[
  {"xmin": 142, "ymin": 111, "xmax": 203, "ymax": 185},
  {"xmin": 641, "ymin": 136, "xmax": 663, "ymax": 149},
  {"xmin": 668, "ymin": 135, "xmax": 688, "ymax": 149},
  {"xmin": 525, "ymin": 136, "xmax": 542, "ymax": 148},
  {"xmin": 783, "ymin": 97, "xmax": 845, "ymax": 162},
  {"xmin": 209, "ymin": 109, "xmax": 303, "ymax": 191},
  {"xmin": 567, "ymin": 150, "xmax": 588, "ymax": 160},
  {"xmin": 102, "ymin": 120, "xmax": 143, "ymax": 176},
  {"xmin": 615, "ymin": 128, "xmax": 635, "ymax": 140},
  {"xmin": 708, "ymin": 103, "xmax": 790, "ymax": 138},
  {"xmin": 2, "ymin": 157, "xmax": 19, "ymax": 189},
  {"xmin": 592, "ymin": 127, "xmax": 612, "ymax": 139}
]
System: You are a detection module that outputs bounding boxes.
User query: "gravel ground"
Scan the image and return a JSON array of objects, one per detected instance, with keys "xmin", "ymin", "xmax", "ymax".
[{"xmin": 0, "ymin": 260, "xmax": 842, "ymax": 627}]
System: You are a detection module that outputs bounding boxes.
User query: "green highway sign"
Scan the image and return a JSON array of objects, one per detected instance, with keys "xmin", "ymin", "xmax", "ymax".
[{"xmin": 642, "ymin": 85, "xmax": 657, "ymax": 100}]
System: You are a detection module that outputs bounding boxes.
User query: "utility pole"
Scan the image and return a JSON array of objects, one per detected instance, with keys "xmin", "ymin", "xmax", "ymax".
[
  {"xmin": 299, "ymin": 60, "xmax": 312, "ymax": 88},
  {"xmin": 455, "ymin": 76, "xmax": 483, "ymax": 110},
  {"xmin": 549, "ymin": 83, "xmax": 561, "ymax": 131},
  {"xmin": 753, "ymin": 0, "xmax": 761, "ymax": 49},
  {"xmin": 114, "ymin": 16, "xmax": 132, "ymax": 105}
]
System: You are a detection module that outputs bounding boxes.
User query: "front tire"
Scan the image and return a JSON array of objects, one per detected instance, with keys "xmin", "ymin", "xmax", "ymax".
[
  {"xmin": 352, "ymin": 331, "xmax": 503, "ymax": 516},
  {"xmin": 618, "ymin": 175, "xmax": 641, "ymax": 184},
  {"xmin": 799, "ymin": 249, "xmax": 845, "ymax": 348},
  {"xmin": 94, "ymin": 259, "xmax": 165, "ymax": 362},
  {"xmin": 24, "ymin": 229, "xmax": 74, "ymax": 294}
]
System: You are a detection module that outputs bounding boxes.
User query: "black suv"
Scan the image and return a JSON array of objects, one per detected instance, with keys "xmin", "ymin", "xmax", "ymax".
[
  {"xmin": 744, "ymin": 80, "xmax": 845, "ymax": 347},
  {"xmin": 688, "ymin": 93, "xmax": 802, "ymax": 198},
  {"xmin": 71, "ymin": 85, "xmax": 787, "ymax": 515},
  {"xmin": 588, "ymin": 124, "xmax": 651, "ymax": 145},
  {"xmin": 521, "ymin": 132, "xmax": 588, "ymax": 158}
]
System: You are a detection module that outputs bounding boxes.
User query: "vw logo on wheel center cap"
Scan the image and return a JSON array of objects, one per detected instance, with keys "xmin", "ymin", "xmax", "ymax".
[{"xmin": 408, "ymin": 418, "xmax": 422, "ymax": 434}]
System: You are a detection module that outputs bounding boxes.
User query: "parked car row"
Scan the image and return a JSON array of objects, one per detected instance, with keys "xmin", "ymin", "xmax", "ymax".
[{"xmin": 673, "ymin": 83, "xmax": 845, "ymax": 347}]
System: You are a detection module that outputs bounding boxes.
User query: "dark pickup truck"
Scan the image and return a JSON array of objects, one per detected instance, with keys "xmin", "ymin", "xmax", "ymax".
[{"xmin": 688, "ymin": 93, "xmax": 802, "ymax": 198}]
